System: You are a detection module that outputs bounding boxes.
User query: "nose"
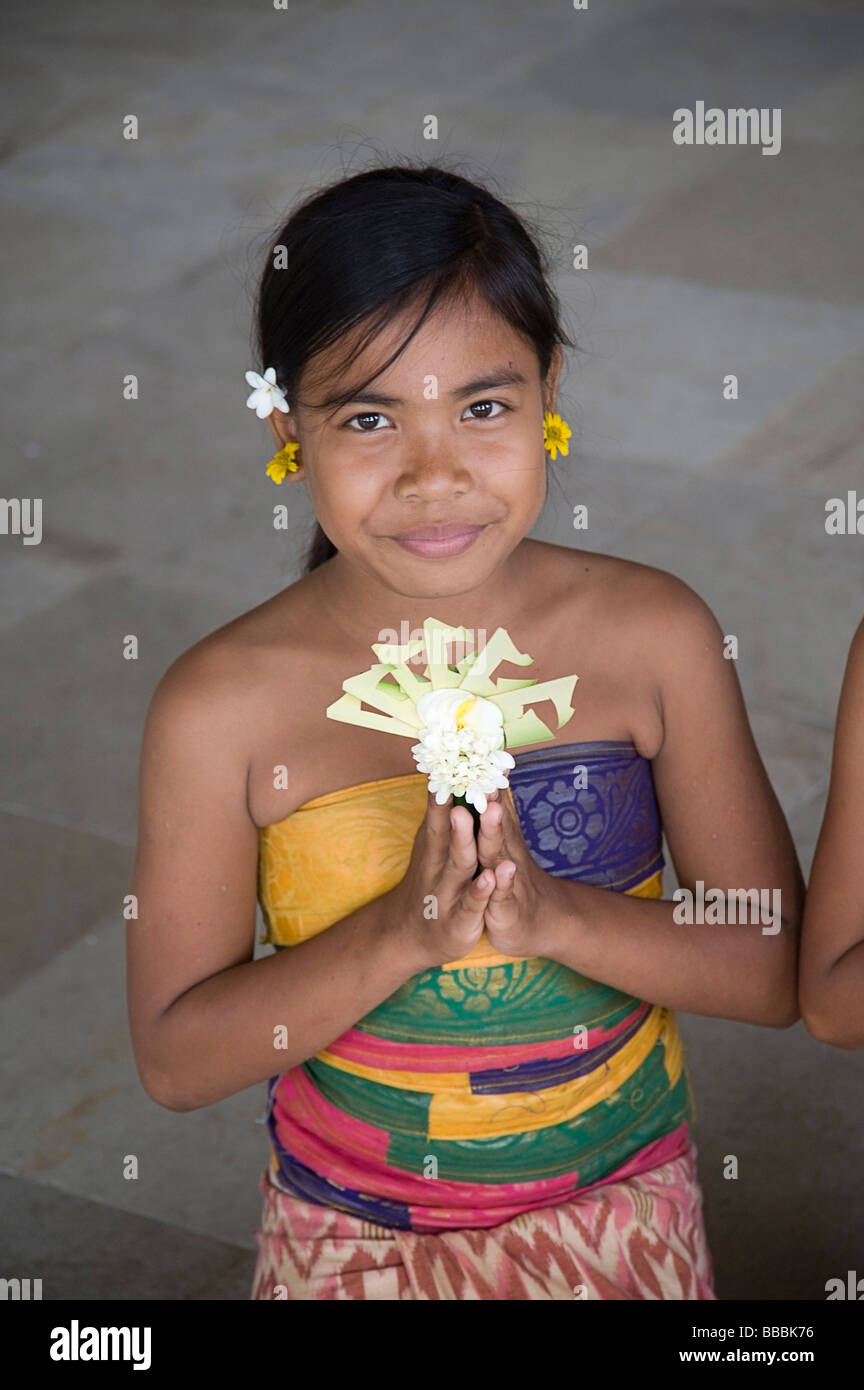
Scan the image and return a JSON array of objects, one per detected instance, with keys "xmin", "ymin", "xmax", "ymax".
[{"xmin": 394, "ymin": 446, "xmax": 473, "ymax": 502}]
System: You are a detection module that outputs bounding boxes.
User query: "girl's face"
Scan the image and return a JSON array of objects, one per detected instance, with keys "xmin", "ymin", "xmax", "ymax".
[{"xmin": 269, "ymin": 288, "xmax": 562, "ymax": 603}]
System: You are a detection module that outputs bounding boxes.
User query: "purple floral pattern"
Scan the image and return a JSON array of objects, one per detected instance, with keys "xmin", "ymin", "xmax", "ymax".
[{"xmin": 508, "ymin": 740, "xmax": 664, "ymax": 891}]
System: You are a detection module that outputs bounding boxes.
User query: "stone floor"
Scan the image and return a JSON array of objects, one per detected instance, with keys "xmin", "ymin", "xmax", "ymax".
[{"xmin": 1, "ymin": 0, "xmax": 862, "ymax": 1301}]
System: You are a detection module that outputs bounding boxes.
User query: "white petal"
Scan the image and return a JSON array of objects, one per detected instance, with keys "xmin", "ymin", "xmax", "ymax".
[
  {"xmin": 463, "ymin": 696, "xmax": 504, "ymax": 739},
  {"xmin": 416, "ymin": 688, "xmax": 468, "ymax": 731},
  {"xmin": 263, "ymin": 367, "xmax": 277, "ymax": 385},
  {"xmin": 245, "ymin": 370, "xmax": 265, "ymax": 389}
]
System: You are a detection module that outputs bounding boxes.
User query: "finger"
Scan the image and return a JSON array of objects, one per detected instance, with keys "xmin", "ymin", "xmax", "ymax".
[
  {"xmin": 455, "ymin": 866, "xmax": 496, "ymax": 915},
  {"xmin": 422, "ymin": 790, "xmax": 454, "ymax": 872},
  {"xmin": 476, "ymin": 797, "xmax": 506, "ymax": 867},
  {"xmin": 481, "ymin": 788, "xmax": 524, "ymax": 861},
  {"xmin": 492, "ymin": 789, "xmax": 527, "ymax": 858},
  {"xmin": 441, "ymin": 803, "xmax": 479, "ymax": 882},
  {"xmin": 488, "ymin": 860, "xmax": 517, "ymax": 903}
]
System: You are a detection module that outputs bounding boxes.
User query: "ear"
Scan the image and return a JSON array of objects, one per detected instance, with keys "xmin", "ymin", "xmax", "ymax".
[
  {"xmin": 266, "ymin": 408, "xmax": 299, "ymax": 451},
  {"xmin": 265, "ymin": 407, "xmax": 306, "ymax": 480},
  {"xmin": 542, "ymin": 345, "xmax": 564, "ymax": 415}
]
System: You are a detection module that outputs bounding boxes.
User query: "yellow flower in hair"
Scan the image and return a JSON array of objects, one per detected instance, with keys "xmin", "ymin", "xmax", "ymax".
[
  {"xmin": 543, "ymin": 411, "xmax": 571, "ymax": 461},
  {"xmin": 266, "ymin": 441, "xmax": 300, "ymax": 484}
]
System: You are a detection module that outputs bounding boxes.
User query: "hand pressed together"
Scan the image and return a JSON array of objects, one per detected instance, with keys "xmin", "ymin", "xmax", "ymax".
[
  {"xmin": 468, "ymin": 789, "xmax": 566, "ymax": 958},
  {"xmin": 389, "ymin": 788, "xmax": 568, "ymax": 971}
]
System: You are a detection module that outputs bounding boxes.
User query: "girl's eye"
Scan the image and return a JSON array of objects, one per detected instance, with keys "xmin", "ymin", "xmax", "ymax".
[
  {"xmin": 344, "ymin": 411, "xmax": 391, "ymax": 431},
  {"xmin": 463, "ymin": 399, "xmax": 509, "ymax": 421},
  {"xmin": 344, "ymin": 400, "xmax": 510, "ymax": 430}
]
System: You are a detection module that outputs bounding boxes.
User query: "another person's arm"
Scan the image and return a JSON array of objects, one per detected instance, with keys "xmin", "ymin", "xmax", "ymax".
[{"xmin": 799, "ymin": 618, "xmax": 864, "ymax": 1049}]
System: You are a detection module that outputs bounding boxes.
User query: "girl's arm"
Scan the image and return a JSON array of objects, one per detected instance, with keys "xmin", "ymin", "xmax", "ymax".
[
  {"xmin": 799, "ymin": 617, "xmax": 864, "ymax": 1049},
  {"xmin": 541, "ymin": 572, "xmax": 804, "ymax": 1026},
  {"xmin": 561, "ymin": 572, "xmax": 805, "ymax": 1023},
  {"xmin": 126, "ymin": 647, "xmax": 429, "ymax": 1113}
]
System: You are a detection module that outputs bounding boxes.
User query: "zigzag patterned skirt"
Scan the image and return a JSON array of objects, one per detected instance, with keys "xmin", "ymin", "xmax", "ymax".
[{"xmin": 250, "ymin": 1138, "xmax": 716, "ymax": 1301}]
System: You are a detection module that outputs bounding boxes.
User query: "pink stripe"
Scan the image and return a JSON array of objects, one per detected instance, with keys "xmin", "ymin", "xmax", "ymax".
[
  {"xmin": 271, "ymin": 1069, "xmax": 391, "ymax": 1163},
  {"xmin": 274, "ymin": 1102, "xmax": 586, "ymax": 1212},
  {"xmin": 407, "ymin": 1123, "xmax": 693, "ymax": 1231},
  {"xmin": 323, "ymin": 1002, "xmax": 652, "ymax": 1074},
  {"xmin": 272, "ymin": 1069, "xmax": 692, "ymax": 1226}
]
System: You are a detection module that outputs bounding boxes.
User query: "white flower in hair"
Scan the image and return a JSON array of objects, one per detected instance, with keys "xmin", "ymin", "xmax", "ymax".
[{"xmin": 245, "ymin": 367, "xmax": 289, "ymax": 418}]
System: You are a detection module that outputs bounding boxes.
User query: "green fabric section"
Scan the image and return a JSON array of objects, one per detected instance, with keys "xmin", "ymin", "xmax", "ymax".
[
  {"xmin": 304, "ymin": 1036, "xmax": 691, "ymax": 1185},
  {"xmin": 384, "ymin": 1059, "xmax": 692, "ymax": 1184},
  {"xmin": 356, "ymin": 957, "xmax": 641, "ymax": 1045},
  {"xmin": 303, "ymin": 1056, "xmax": 432, "ymax": 1137}
]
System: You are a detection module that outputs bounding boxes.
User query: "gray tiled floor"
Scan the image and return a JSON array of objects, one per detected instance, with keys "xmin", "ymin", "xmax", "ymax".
[
  {"xmin": 595, "ymin": 142, "xmax": 864, "ymax": 301},
  {"xmin": 0, "ymin": 1176, "xmax": 253, "ymax": 1300},
  {"xmin": 2, "ymin": 0, "xmax": 862, "ymax": 1302}
]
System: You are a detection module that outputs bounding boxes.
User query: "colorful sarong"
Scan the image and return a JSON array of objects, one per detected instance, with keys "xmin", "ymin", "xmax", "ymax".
[
  {"xmin": 253, "ymin": 739, "xmax": 716, "ymax": 1295},
  {"xmin": 250, "ymin": 1135, "xmax": 715, "ymax": 1300}
]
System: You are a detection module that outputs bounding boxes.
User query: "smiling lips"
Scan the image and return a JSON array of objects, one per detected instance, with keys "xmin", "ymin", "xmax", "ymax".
[{"xmin": 390, "ymin": 522, "xmax": 490, "ymax": 557}]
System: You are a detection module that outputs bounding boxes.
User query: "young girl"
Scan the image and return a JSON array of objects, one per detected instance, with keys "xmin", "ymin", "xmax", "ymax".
[
  {"xmin": 799, "ymin": 617, "xmax": 864, "ymax": 1050},
  {"xmin": 127, "ymin": 162, "xmax": 804, "ymax": 1301}
]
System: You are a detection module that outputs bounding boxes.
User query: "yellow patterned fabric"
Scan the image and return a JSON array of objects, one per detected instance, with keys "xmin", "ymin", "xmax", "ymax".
[
  {"xmin": 258, "ymin": 773, "xmax": 569, "ymax": 969},
  {"xmin": 259, "ymin": 772, "xmax": 664, "ymax": 970}
]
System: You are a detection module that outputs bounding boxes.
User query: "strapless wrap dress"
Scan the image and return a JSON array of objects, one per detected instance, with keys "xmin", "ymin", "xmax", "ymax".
[{"xmin": 250, "ymin": 740, "xmax": 715, "ymax": 1300}]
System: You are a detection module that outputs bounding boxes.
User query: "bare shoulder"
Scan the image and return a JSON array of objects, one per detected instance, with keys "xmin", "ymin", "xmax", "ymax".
[
  {"xmin": 145, "ymin": 578, "xmax": 314, "ymax": 737},
  {"xmin": 520, "ymin": 542, "xmax": 725, "ymax": 758},
  {"xmin": 532, "ymin": 539, "xmax": 721, "ymax": 647}
]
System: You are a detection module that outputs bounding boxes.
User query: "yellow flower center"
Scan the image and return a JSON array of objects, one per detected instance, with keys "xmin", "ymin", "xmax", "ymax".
[{"xmin": 454, "ymin": 697, "xmax": 476, "ymax": 729}]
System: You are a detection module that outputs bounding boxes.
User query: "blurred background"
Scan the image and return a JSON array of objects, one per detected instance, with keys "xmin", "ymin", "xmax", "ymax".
[{"xmin": 1, "ymin": 0, "xmax": 862, "ymax": 1300}]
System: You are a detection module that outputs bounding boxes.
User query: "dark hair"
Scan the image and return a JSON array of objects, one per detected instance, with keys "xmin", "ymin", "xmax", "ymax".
[{"xmin": 252, "ymin": 160, "xmax": 575, "ymax": 574}]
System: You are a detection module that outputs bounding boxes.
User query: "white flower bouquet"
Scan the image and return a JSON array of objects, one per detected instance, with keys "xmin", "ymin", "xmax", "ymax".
[{"xmin": 326, "ymin": 618, "xmax": 578, "ymax": 818}]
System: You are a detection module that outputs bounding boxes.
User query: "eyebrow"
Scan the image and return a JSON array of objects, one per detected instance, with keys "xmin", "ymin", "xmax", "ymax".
[{"xmin": 312, "ymin": 367, "xmax": 529, "ymax": 412}]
